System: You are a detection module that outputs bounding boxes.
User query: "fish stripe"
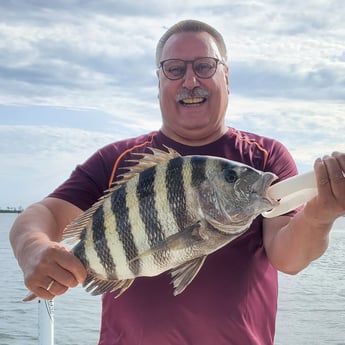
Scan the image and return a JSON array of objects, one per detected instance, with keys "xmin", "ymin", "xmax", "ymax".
[
  {"xmin": 125, "ymin": 172, "xmax": 151, "ymax": 274},
  {"xmin": 111, "ymin": 184, "xmax": 140, "ymax": 275},
  {"xmin": 191, "ymin": 156, "xmax": 207, "ymax": 187},
  {"xmin": 137, "ymin": 166, "xmax": 166, "ymax": 252},
  {"xmin": 91, "ymin": 206, "xmax": 117, "ymax": 278},
  {"xmin": 102, "ymin": 196, "xmax": 133, "ymax": 279},
  {"xmin": 153, "ymin": 162, "xmax": 179, "ymax": 238},
  {"xmin": 72, "ymin": 228, "xmax": 89, "ymax": 268},
  {"xmin": 147, "ymin": 161, "xmax": 178, "ymax": 269},
  {"xmin": 166, "ymin": 157, "xmax": 189, "ymax": 231},
  {"xmin": 82, "ymin": 215, "xmax": 108, "ymax": 279}
]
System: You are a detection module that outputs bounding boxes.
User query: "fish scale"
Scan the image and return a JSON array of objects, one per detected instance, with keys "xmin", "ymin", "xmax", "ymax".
[
  {"xmin": 91, "ymin": 207, "xmax": 116, "ymax": 277},
  {"xmin": 166, "ymin": 157, "xmax": 192, "ymax": 231},
  {"xmin": 190, "ymin": 156, "xmax": 208, "ymax": 187},
  {"xmin": 137, "ymin": 167, "xmax": 165, "ymax": 248},
  {"xmin": 103, "ymin": 196, "xmax": 131, "ymax": 279}
]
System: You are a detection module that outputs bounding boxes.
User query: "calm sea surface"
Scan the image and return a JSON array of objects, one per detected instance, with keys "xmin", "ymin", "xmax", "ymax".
[{"xmin": 1, "ymin": 213, "xmax": 344, "ymax": 345}]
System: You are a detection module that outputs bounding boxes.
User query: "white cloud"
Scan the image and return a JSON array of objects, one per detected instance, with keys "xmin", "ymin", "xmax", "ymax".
[
  {"xmin": 0, "ymin": 0, "xmax": 344, "ymax": 205},
  {"xmin": 0, "ymin": 125, "xmax": 122, "ymax": 208},
  {"xmin": 227, "ymin": 96, "xmax": 345, "ymax": 172}
]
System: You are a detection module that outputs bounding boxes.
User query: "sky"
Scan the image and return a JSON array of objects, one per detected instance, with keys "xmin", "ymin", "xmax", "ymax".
[{"xmin": 1, "ymin": 0, "xmax": 345, "ymax": 209}]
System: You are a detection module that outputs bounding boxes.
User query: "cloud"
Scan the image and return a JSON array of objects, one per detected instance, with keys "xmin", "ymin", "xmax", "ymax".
[
  {"xmin": 0, "ymin": 3, "xmax": 341, "ymax": 102},
  {"xmin": 0, "ymin": 0, "xmax": 344, "ymax": 206},
  {"xmin": 230, "ymin": 60, "xmax": 345, "ymax": 100},
  {"xmin": 0, "ymin": 125, "xmax": 121, "ymax": 208},
  {"xmin": 1, "ymin": 0, "xmax": 344, "ymax": 109},
  {"xmin": 227, "ymin": 95, "xmax": 345, "ymax": 172}
]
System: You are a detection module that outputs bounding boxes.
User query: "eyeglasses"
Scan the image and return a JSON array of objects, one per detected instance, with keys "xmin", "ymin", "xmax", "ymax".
[{"xmin": 159, "ymin": 57, "xmax": 225, "ymax": 80}]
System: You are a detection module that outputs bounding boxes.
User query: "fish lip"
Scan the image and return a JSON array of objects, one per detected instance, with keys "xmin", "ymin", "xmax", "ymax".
[{"xmin": 255, "ymin": 172, "xmax": 280, "ymax": 207}]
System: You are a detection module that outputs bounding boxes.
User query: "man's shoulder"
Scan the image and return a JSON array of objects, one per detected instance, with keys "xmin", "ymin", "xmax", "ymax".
[
  {"xmin": 228, "ymin": 127, "xmax": 278, "ymax": 147},
  {"xmin": 99, "ymin": 131, "xmax": 159, "ymax": 156},
  {"xmin": 225, "ymin": 127, "xmax": 290, "ymax": 171},
  {"xmin": 113, "ymin": 131, "xmax": 159, "ymax": 150}
]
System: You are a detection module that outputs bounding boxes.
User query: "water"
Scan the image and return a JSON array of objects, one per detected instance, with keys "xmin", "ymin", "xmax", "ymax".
[
  {"xmin": 0, "ymin": 214, "xmax": 101, "ymax": 345},
  {"xmin": 1, "ymin": 213, "xmax": 344, "ymax": 345},
  {"xmin": 275, "ymin": 216, "xmax": 345, "ymax": 345}
]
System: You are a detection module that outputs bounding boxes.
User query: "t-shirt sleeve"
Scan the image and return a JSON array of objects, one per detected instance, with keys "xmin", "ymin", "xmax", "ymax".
[
  {"xmin": 48, "ymin": 145, "xmax": 116, "ymax": 211},
  {"xmin": 265, "ymin": 140, "xmax": 298, "ymax": 181},
  {"xmin": 264, "ymin": 140, "xmax": 300, "ymax": 217},
  {"xmin": 47, "ymin": 132, "xmax": 157, "ymax": 211}
]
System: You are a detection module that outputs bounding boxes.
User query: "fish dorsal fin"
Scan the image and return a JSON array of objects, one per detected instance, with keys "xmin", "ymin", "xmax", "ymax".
[
  {"xmin": 115, "ymin": 146, "xmax": 181, "ymax": 185},
  {"xmin": 62, "ymin": 185, "xmax": 121, "ymax": 244},
  {"xmin": 170, "ymin": 256, "xmax": 207, "ymax": 296},
  {"xmin": 63, "ymin": 146, "xmax": 180, "ymax": 244}
]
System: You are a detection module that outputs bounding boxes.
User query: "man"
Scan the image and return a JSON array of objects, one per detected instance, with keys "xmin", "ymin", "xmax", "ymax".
[{"xmin": 10, "ymin": 19, "xmax": 345, "ymax": 345}]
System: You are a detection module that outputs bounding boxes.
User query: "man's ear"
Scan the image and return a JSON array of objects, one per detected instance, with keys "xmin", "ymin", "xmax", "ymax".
[
  {"xmin": 156, "ymin": 70, "xmax": 161, "ymax": 98},
  {"xmin": 225, "ymin": 65, "xmax": 230, "ymax": 95}
]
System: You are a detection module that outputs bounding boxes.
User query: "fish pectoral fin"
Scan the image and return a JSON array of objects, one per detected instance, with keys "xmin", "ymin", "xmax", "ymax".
[
  {"xmin": 170, "ymin": 256, "xmax": 207, "ymax": 295},
  {"xmin": 83, "ymin": 273, "xmax": 134, "ymax": 298},
  {"xmin": 129, "ymin": 221, "xmax": 204, "ymax": 263},
  {"xmin": 166, "ymin": 221, "xmax": 205, "ymax": 249}
]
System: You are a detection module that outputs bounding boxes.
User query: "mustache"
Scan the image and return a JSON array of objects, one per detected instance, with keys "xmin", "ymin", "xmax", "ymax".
[{"xmin": 175, "ymin": 87, "xmax": 209, "ymax": 102}]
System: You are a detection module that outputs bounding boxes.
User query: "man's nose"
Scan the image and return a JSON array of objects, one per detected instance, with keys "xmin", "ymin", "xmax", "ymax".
[{"xmin": 182, "ymin": 64, "xmax": 200, "ymax": 89}]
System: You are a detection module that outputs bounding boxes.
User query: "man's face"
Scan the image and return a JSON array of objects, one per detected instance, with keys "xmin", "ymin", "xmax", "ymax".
[{"xmin": 157, "ymin": 31, "xmax": 229, "ymax": 144}]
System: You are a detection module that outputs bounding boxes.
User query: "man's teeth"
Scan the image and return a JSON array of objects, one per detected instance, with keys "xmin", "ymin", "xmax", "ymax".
[{"xmin": 182, "ymin": 97, "xmax": 204, "ymax": 104}]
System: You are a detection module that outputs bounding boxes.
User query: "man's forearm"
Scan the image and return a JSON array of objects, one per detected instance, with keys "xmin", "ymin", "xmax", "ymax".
[
  {"xmin": 263, "ymin": 210, "xmax": 332, "ymax": 275},
  {"xmin": 9, "ymin": 202, "xmax": 61, "ymax": 262}
]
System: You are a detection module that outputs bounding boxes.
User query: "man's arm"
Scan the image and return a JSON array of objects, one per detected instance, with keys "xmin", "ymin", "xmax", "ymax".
[
  {"xmin": 264, "ymin": 152, "xmax": 345, "ymax": 274},
  {"xmin": 9, "ymin": 197, "xmax": 87, "ymax": 300}
]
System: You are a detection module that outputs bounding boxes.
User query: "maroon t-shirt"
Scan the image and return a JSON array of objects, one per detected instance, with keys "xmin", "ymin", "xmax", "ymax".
[{"xmin": 50, "ymin": 128, "xmax": 298, "ymax": 345}]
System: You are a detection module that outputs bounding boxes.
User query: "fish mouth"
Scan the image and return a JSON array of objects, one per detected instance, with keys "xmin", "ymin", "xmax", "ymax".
[{"xmin": 253, "ymin": 172, "xmax": 280, "ymax": 208}]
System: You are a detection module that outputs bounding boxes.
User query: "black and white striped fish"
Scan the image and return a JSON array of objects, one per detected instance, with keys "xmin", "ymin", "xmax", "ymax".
[{"xmin": 63, "ymin": 147, "xmax": 278, "ymax": 297}]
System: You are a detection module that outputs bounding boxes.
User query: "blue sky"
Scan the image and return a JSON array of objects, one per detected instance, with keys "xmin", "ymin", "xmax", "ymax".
[{"xmin": 1, "ymin": 0, "xmax": 345, "ymax": 208}]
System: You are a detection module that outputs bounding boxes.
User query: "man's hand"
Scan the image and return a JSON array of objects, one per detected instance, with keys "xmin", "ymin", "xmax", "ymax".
[
  {"xmin": 304, "ymin": 151, "xmax": 345, "ymax": 227},
  {"xmin": 22, "ymin": 240, "xmax": 87, "ymax": 301}
]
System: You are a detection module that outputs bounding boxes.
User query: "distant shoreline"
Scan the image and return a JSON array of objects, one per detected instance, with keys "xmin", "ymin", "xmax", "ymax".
[{"xmin": 0, "ymin": 209, "xmax": 23, "ymax": 214}]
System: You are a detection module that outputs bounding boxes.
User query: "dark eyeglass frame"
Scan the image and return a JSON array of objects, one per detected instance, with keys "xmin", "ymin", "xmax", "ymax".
[{"xmin": 159, "ymin": 57, "xmax": 226, "ymax": 80}]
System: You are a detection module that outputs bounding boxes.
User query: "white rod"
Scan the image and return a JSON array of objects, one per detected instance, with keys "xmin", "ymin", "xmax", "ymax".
[{"xmin": 38, "ymin": 299, "xmax": 54, "ymax": 345}]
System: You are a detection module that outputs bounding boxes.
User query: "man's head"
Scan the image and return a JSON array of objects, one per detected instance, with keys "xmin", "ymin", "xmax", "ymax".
[
  {"xmin": 156, "ymin": 19, "xmax": 229, "ymax": 146},
  {"xmin": 156, "ymin": 20, "xmax": 228, "ymax": 66}
]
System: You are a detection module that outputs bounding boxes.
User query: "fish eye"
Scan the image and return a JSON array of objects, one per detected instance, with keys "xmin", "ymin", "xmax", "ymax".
[{"xmin": 223, "ymin": 168, "xmax": 237, "ymax": 183}]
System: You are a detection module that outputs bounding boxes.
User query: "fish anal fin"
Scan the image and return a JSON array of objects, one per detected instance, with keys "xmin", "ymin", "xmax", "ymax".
[
  {"xmin": 83, "ymin": 272, "xmax": 134, "ymax": 298},
  {"xmin": 170, "ymin": 256, "xmax": 207, "ymax": 296}
]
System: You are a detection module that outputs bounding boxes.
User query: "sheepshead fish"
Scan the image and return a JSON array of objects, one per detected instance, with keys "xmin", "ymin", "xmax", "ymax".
[{"xmin": 62, "ymin": 147, "xmax": 278, "ymax": 297}]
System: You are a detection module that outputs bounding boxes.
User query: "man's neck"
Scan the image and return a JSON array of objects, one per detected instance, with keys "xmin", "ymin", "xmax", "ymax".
[{"xmin": 160, "ymin": 126, "xmax": 228, "ymax": 147}]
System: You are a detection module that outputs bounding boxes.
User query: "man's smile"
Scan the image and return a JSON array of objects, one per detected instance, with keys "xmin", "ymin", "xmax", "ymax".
[{"xmin": 179, "ymin": 97, "xmax": 207, "ymax": 106}]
